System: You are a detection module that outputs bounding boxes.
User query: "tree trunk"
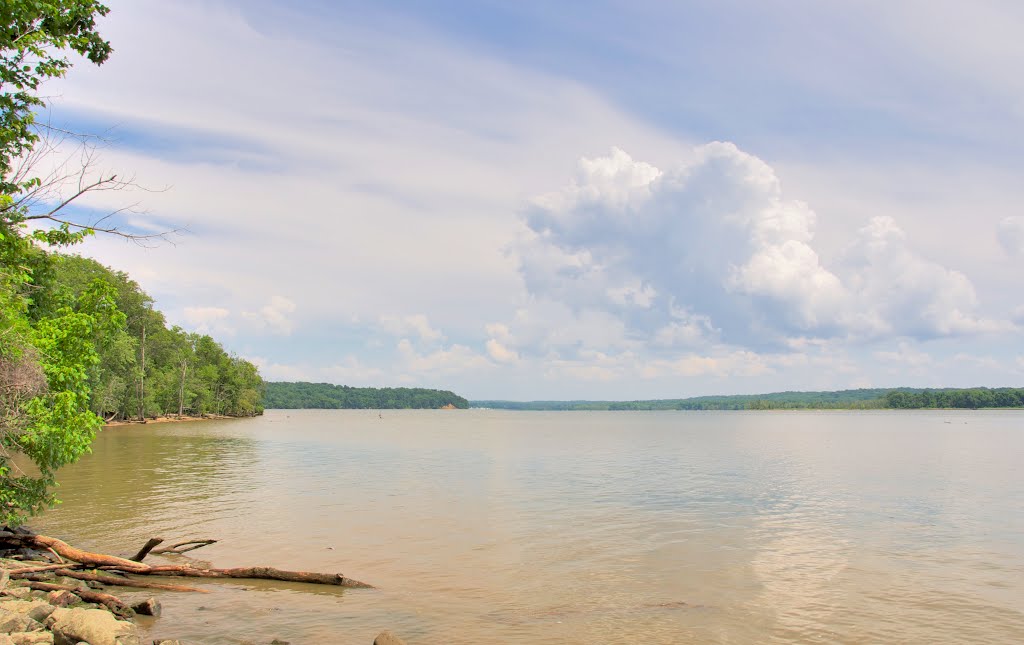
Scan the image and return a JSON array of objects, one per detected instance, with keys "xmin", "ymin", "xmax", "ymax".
[
  {"xmin": 138, "ymin": 322, "xmax": 146, "ymax": 422},
  {"xmin": 178, "ymin": 359, "xmax": 186, "ymax": 417}
]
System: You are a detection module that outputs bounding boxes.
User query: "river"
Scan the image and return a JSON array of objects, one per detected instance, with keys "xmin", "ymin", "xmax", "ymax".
[{"xmin": 33, "ymin": 409, "xmax": 1024, "ymax": 644}]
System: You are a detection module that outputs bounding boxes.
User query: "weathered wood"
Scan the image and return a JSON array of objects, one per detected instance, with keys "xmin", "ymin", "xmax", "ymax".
[
  {"xmin": 139, "ymin": 565, "xmax": 373, "ymax": 588},
  {"xmin": 17, "ymin": 569, "xmax": 210, "ymax": 593},
  {"xmin": 151, "ymin": 539, "xmax": 216, "ymax": 555},
  {"xmin": 130, "ymin": 537, "xmax": 164, "ymax": 562},
  {"xmin": 22, "ymin": 580, "xmax": 133, "ymax": 617},
  {"xmin": 0, "ymin": 532, "xmax": 149, "ymax": 572},
  {"xmin": 6, "ymin": 563, "xmax": 83, "ymax": 575},
  {"xmin": 2, "ymin": 532, "xmax": 372, "ymax": 589}
]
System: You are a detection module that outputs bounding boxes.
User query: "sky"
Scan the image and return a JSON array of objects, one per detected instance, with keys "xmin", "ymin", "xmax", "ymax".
[{"xmin": 39, "ymin": 0, "xmax": 1024, "ymax": 400}]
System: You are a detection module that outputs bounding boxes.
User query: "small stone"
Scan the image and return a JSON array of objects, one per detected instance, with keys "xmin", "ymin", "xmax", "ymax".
[
  {"xmin": 373, "ymin": 631, "xmax": 407, "ymax": 645},
  {"xmin": 131, "ymin": 598, "xmax": 161, "ymax": 617},
  {"xmin": 47, "ymin": 591, "xmax": 78, "ymax": 608},
  {"xmin": 270, "ymin": 640, "xmax": 290, "ymax": 645}
]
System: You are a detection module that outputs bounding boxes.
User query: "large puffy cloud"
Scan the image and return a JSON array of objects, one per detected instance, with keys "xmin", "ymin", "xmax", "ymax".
[
  {"xmin": 502, "ymin": 143, "xmax": 1004, "ymax": 360},
  {"xmin": 842, "ymin": 217, "xmax": 1006, "ymax": 337}
]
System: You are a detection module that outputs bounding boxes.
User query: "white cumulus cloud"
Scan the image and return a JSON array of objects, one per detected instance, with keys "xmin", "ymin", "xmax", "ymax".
[
  {"xmin": 505, "ymin": 143, "xmax": 1006, "ymax": 362},
  {"xmin": 379, "ymin": 314, "xmax": 444, "ymax": 343},
  {"xmin": 242, "ymin": 296, "xmax": 297, "ymax": 336}
]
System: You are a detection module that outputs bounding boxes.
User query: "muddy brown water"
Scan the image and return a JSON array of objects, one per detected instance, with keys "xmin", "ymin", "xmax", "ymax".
[{"xmin": 32, "ymin": 409, "xmax": 1024, "ymax": 644}]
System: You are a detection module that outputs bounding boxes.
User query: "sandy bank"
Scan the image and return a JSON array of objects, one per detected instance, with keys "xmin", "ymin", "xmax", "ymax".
[{"xmin": 104, "ymin": 414, "xmax": 236, "ymax": 428}]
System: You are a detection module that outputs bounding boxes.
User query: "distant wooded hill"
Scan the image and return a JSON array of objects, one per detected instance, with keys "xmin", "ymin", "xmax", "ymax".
[
  {"xmin": 471, "ymin": 387, "xmax": 1024, "ymax": 411},
  {"xmin": 264, "ymin": 382, "xmax": 469, "ymax": 409}
]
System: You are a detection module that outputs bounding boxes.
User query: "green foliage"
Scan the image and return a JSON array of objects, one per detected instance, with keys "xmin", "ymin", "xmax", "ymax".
[
  {"xmin": 0, "ymin": 4, "xmax": 263, "ymax": 524},
  {"xmin": 265, "ymin": 382, "xmax": 468, "ymax": 410},
  {"xmin": 884, "ymin": 387, "xmax": 1024, "ymax": 409},
  {"xmin": 0, "ymin": 0, "xmax": 111, "ymax": 199},
  {"xmin": 41, "ymin": 255, "xmax": 265, "ymax": 421}
]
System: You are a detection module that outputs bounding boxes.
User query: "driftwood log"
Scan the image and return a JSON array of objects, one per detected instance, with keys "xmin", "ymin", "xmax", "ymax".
[
  {"xmin": 21, "ymin": 580, "xmax": 133, "ymax": 617},
  {"xmin": 0, "ymin": 531, "xmax": 372, "ymax": 589},
  {"xmin": 24, "ymin": 569, "xmax": 209, "ymax": 593},
  {"xmin": 151, "ymin": 539, "xmax": 218, "ymax": 556}
]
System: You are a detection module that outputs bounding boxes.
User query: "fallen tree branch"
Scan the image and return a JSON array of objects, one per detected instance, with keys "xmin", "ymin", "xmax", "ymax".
[
  {"xmin": 21, "ymin": 580, "xmax": 133, "ymax": 618},
  {"xmin": 7, "ymin": 563, "xmax": 83, "ymax": 575},
  {"xmin": 0, "ymin": 532, "xmax": 149, "ymax": 573},
  {"xmin": 1, "ymin": 531, "xmax": 372, "ymax": 588},
  {"xmin": 150, "ymin": 538, "xmax": 217, "ymax": 555},
  {"xmin": 134, "ymin": 565, "xmax": 373, "ymax": 588},
  {"xmin": 15, "ymin": 569, "xmax": 209, "ymax": 593},
  {"xmin": 130, "ymin": 537, "xmax": 164, "ymax": 562}
]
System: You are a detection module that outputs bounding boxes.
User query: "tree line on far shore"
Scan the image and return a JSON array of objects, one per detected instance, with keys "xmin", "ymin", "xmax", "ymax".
[
  {"xmin": 472, "ymin": 387, "xmax": 1024, "ymax": 411},
  {"xmin": 265, "ymin": 381, "xmax": 469, "ymax": 409},
  {"xmin": 41, "ymin": 255, "xmax": 265, "ymax": 421}
]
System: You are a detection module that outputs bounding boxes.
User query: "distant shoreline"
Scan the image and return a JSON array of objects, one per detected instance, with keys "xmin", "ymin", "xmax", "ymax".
[{"xmin": 470, "ymin": 386, "xmax": 1024, "ymax": 411}]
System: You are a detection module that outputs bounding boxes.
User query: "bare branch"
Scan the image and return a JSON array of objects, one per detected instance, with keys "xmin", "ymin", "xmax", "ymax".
[{"xmin": 2, "ymin": 120, "xmax": 176, "ymax": 245}]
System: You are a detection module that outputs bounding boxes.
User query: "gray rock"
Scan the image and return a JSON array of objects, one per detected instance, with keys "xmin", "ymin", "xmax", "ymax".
[
  {"xmin": 46, "ymin": 591, "xmax": 78, "ymax": 608},
  {"xmin": 8, "ymin": 632, "xmax": 55, "ymax": 645},
  {"xmin": 0, "ymin": 608, "xmax": 42, "ymax": 633},
  {"xmin": 3, "ymin": 587, "xmax": 33, "ymax": 600},
  {"xmin": 48, "ymin": 607, "xmax": 140, "ymax": 645},
  {"xmin": 373, "ymin": 631, "xmax": 407, "ymax": 645},
  {"xmin": 130, "ymin": 598, "xmax": 160, "ymax": 617},
  {"xmin": 0, "ymin": 599, "xmax": 56, "ymax": 621},
  {"xmin": 8, "ymin": 601, "xmax": 54, "ymax": 623}
]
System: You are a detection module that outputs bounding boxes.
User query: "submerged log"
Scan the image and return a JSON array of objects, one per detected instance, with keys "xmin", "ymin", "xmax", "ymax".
[
  {"xmin": 16, "ymin": 569, "xmax": 210, "ymax": 593},
  {"xmin": 138, "ymin": 565, "xmax": 373, "ymax": 588}
]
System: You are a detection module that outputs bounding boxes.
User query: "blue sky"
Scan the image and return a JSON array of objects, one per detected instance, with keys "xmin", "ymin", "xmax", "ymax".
[{"xmin": 44, "ymin": 0, "xmax": 1024, "ymax": 399}]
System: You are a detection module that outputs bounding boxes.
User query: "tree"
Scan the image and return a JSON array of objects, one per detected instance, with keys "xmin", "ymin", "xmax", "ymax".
[{"xmin": 0, "ymin": 0, "xmax": 114, "ymax": 526}]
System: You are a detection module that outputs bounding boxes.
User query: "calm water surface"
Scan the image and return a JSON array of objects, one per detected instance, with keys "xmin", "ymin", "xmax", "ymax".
[{"xmin": 35, "ymin": 409, "xmax": 1024, "ymax": 644}]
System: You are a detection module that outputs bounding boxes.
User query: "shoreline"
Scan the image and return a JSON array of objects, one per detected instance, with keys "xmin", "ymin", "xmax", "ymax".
[{"xmin": 103, "ymin": 414, "xmax": 238, "ymax": 428}]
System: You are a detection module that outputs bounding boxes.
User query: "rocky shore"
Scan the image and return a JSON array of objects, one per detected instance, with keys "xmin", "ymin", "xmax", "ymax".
[
  {"xmin": 1, "ymin": 561, "xmax": 143, "ymax": 645},
  {"xmin": 1, "ymin": 559, "xmax": 406, "ymax": 645}
]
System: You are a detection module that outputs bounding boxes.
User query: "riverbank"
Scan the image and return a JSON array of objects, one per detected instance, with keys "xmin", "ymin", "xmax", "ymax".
[
  {"xmin": 0, "ymin": 556, "xmax": 408, "ymax": 645},
  {"xmin": 104, "ymin": 414, "xmax": 236, "ymax": 428}
]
